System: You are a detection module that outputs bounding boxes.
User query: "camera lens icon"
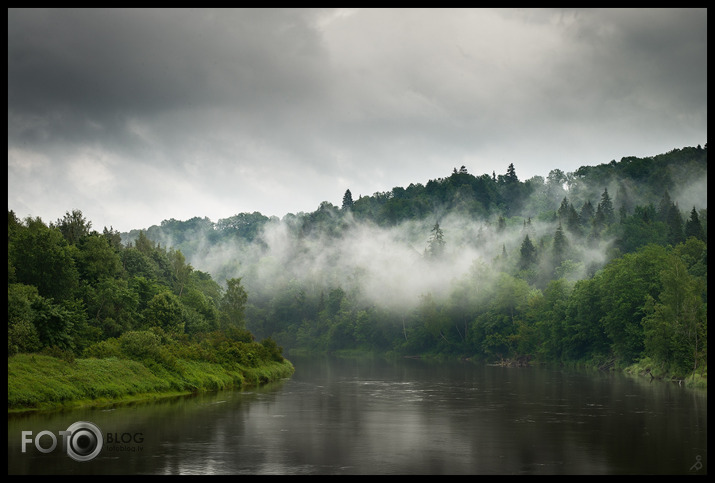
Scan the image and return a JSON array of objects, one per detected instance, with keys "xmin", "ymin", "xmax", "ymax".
[{"xmin": 65, "ymin": 421, "xmax": 103, "ymax": 462}]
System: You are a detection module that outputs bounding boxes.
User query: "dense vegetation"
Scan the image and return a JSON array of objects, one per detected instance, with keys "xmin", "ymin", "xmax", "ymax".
[
  {"xmin": 120, "ymin": 145, "xmax": 707, "ymax": 386},
  {"xmin": 7, "ymin": 211, "xmax": 293, "ymax": 411},
  {"xmin": 8, "ymin": 145, "xmax": 707, "ymax": 403}
]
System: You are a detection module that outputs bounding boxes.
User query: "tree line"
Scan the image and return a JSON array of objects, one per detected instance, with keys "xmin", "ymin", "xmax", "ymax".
[
  {"xmin": 9, "ymin": 144, "xmax": 707, "ymax": 384},
  {"xmin": 8, "ymin": 210, "xmax": 286, "ymax": 370}
]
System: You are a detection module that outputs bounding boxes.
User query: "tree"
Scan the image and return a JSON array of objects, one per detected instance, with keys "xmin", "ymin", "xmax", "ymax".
[
  {"xmin": 8, "ymin": 283, "xmax": 43, "ymax": 355},
  {"xmin": 342, "ymin": 189, "xmax": 354, "ymax": 210},
  {"xmin": 85, "ymin": 277, "xmax": 140, "ymax": 338},
  {"xmin": 642, "ymin": 256, "xmax": 706, "ymax": 376},
  {"xmin": 565, "ymin": 204, "xmax": 581, "ymax": 236},
  {"xmin": 552, "ymin": 223, "xmax": 569, "ymax": 271},
  {"xmin": 425, "ymin": 222, "xmax": 446, "ymax": 259},
  {"xmin": 102, "ymin": 226, "xmax": 123, "ymax": 250},
  {"xmin": 665, "ymin": 203, "xmax": 685, "ymax": 246},
  {"xmin": 54, "ymin": 209, "xmax": 92, "ymax": 245},
  {"xmin": 518, "ymin": 235, "xmax": 537, "ymax": 271},
  {"xmin": 144, "ymin": 291, "xmax": 185, "ymax": 334},
  {"xmin": 221, "ymin": 278, "xmax": 248, "ymax": 329},
  {"xmin": 557, "ymin": 197, "xmax": 571, "ymax": 221},
  {"xmin": 168, "ymin": 248, "xmax": 192, "ymax": 297},
  {"xmin": 657, "ymin": 190, "xmax": 673, "ymax": 222},
  {"xmin": 134, "ymin": 231, "xmax": 155, "ymax": 254},
  {"xmin": 505, "ymin": 163, "xmax": 518, "ymax": 184},
  {"xmin": 9, "ymin": 217, "xmax": 80, "ymax": 301},
  {"xmin": 579, "ymin": 200, "xmax": 595, "ymax": 228},
  {"xmin": 684, "ymin": 207, "xmax": 705, "ymax": 241},
  {"xmin": 598, "ymin": 188, "xmax": 615, "ymax": 225},
  {"xmin": 598, "ymin": 245, "xmax": 670, "ymax": 363},
  {"xmin": 76, "ymin": 233, "xmax": 122, "ymax": 283}
]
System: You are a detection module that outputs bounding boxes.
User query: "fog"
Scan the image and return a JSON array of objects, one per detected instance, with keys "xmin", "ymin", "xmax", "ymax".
[
  {"xmin": 123, "ymin": 151, "xmax": 706, "ymax": 315},
  {"xmin": 170, "ymin": 208, "xmax": 607, "ymax": 313}
]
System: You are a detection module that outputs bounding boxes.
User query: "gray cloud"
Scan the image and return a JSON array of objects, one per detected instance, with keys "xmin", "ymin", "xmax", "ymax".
[{"xmin": 8, "ymin": 8, "xmax": 707, "ymax": 232}]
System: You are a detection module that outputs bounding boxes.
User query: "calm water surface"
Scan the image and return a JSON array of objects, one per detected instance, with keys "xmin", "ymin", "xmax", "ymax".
[{"xmin": 7, "ymin": 356, "xmax": 707, "ymax": 475}]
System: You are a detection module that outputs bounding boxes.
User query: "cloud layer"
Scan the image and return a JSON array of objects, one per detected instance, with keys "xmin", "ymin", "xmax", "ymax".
[{"xmin": 8, "ymin": 8, "xmax": 707, "ymax": 232}]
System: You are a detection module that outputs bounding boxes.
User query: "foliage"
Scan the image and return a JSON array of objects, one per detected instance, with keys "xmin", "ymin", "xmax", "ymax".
[
  {"xmin": 8, "ymin": 144, "xmax": 708, "ymax": 390},
  {"xmin": 7, "ymin": 211, "xmax": 291, "ymax": 410}
]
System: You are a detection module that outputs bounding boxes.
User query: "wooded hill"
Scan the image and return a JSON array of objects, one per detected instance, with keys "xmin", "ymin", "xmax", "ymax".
[{"xmin": 9, "ymin": 145, "xmax": 707, "ymax": 388}]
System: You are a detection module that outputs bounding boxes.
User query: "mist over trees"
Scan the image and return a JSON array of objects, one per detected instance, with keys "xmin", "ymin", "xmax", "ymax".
[{"xmin": 9, "ymin": 145, "xmax": 707, "ymax": 379}]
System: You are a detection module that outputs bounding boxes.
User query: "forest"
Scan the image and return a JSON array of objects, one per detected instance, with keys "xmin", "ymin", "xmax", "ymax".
[
  {"xmin": 8, "ymin": 210, "xmax": 293, "ymax": 411},
  {"xmin": 8, "ymin": 145, "xmax": 708, "ymax": 398}
]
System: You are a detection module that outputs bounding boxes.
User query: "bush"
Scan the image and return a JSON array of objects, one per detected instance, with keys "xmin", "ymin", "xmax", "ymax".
[
  {"xmin": 83, "ymin": 338, "xmax": 121, "ymax": 359},
  {"xmin": 261, "ymin": 337, "xmax": 285, "ymax": 362},
  {"xmin": 119, "ymin": 331, "xmax": 163, "ymax": 361}
]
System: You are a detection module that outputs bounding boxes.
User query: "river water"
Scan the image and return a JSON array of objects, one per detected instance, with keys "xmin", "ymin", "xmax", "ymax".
[{"xmin": 7, "ymin": 356, "xmax": 707, "ymax": 475}]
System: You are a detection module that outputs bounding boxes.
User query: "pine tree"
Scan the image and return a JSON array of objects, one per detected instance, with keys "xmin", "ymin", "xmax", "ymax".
[
  {"xmin": 552, "ymin": 222, "xmax": 569, "ymax": 269},
  {"xmin": 579, "ymin": 200, "xmax": 595, "ymax": 228},
  {"xmin": 557, "ymin": 197, "xmax": 571, "ymax": 221},
  {"xmin": 505, "ymin": 163, "xmax": 518, "ymax": 184},
  {"xmin": 598, "ymin": 188, "xmax": 615, "ymax": 225},
  {"xmin": 666, "ymin": 203, "xmax": 685, "ymax": 246},
  {"xmin": 657, "ymin": 190, "xmax": 673, "ymax": 222},
  {"xmin": 684, "ymin": 207, "xmax": 705, "ymax": 241},
  {"xmin": 519, "ymin": 234, "xmax": 537, "ymax": 270},
  {"xmin": 342, "ymin": 189, "xmax": 354, "ymax": 210},
  {"xmin": 425, "ymin": 223, "xmax": 446, "ymax": 259},
  {"xmin": 566, "ymin": 204, "xmax": 581, "ymax": 236}
]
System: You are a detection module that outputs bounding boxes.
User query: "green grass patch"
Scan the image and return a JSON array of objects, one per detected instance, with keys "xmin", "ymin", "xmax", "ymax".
[
  {"xmin": 8, "ymin": 353, "xmax": 294, "ymax": 412},
  {"xmin": 624, "ymin": 357, "xmax": 707, "ymax": 390}
]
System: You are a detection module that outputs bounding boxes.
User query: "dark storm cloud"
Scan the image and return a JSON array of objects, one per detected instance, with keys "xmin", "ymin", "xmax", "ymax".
[
  {"xmin": 8, "ymin": 8, "xmax": 707, "ymax": 232},
  {"xmin": 8, "ymin": 8, "xmax": 329, "ymax": 148}
]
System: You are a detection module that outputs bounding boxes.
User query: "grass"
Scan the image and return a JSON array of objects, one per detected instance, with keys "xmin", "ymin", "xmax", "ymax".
[
  {"xmin": 624, "ymin": 357, "xmax": 707, "ymax": 390},
  {"xmin": 7, "ymin": 353, "xmax": 295, "ymax": 413}
]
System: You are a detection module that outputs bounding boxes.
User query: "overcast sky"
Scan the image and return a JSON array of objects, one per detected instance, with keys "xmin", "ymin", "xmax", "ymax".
[{"xmin": 8, "ymin": 8, "xmax": 707, "ymax": 233}]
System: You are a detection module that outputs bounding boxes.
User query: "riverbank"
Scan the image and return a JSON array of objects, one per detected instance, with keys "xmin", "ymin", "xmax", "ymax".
[
  {"xmin": 7, "ymin": 353, "xmax": 295, "ymax": 413},
  {"xmin": 624, "ymin": 357, "xmax": 707, "ymax": 390}
]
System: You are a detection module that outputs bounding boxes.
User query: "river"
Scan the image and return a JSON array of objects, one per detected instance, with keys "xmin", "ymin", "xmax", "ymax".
[{"xmin": 7, "ymin": 355, "xmax": 708, "ymax": 475}]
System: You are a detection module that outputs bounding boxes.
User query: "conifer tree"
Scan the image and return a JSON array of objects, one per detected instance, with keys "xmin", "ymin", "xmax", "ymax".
[
  {"xmin": 342, "ymin": 189, "xmax": 354, "ymax": 210},
  {"xmin": 425, "ymin": 223, "xmax": 446, "ymax": 259},
  {"xmin": 684, "ymin": 207, "xmax": 705, "ymax": 241},
  {"xmin": 519, "ymin": 234, "xmax": 537, "ymax": 270},
  {"xmin": 552, "ymin": 222, "xmax": 569, "ymax": 270},
  {"xmin": 598, "ymin": 188, "xmax": 615, "ymax": 225}
]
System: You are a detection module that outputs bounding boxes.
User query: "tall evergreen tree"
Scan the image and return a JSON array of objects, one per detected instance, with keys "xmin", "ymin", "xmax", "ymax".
[
  {"xmin": 518, "ymin": 234, "xmax": 537, "ymax": 270},
  {"xmin": 552, "ymin": 223, "xmax": 569, "ymax": 270},
  {"xmin": 666, "ymin": 203, "xmax": 685, "ymax": 246},
  {"xmin": 505, "ymin": 163, "xmax": 518, "ymax": 184},
  {"xmin": 566, "ymin": 204, "xmax": 581, "ymax": 236},
  {"xmin": 425, "ymin": 223, "xmax": 446, "ymax": 259},
  {"xmin": 557, "ymin": 197, "xmax": 571, "ymax": 221},
  {"xmin": 342, "ymin": 189, "xmax": 354, "ymax": 210},
  {"xmin": 657, "ymin": 190, "xmax": 673, "ymax": 222},
  {"xmin": 684, "ymin": 207, "xmax": 705, "ymax": 241},
  {"xmin": 598, "ymin": 188, "xmax": 615, "ymax": 225},
  {"xmin": 579, "ymin": 200, "xmax": 595, "ymax": 228}
]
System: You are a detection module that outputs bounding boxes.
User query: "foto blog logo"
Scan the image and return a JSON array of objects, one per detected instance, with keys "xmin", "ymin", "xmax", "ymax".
[{"xmin": 21, "ymin": 421, "xmax": 103, "ymax": 462}]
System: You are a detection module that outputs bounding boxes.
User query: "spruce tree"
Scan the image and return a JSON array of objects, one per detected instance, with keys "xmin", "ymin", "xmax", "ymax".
[
  {"xmin": 519, "ymin": 234, "xmax": 537, "ymax": 270},
  {"xmin": 552, "ymin": 222, "xmax": 569, "ymax": 269},
  {"xmin": 342, "ymin": 189, "xmax": 354, "ymax": 210},
  {"xmin": 684, "ymin": 207, "xmax": 705, "ymax": 241}
]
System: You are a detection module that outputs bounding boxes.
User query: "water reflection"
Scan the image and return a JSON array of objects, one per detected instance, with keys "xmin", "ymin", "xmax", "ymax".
[{"xmin": 7, "ymin": 356, "xmax": 707, "ymax": 475}]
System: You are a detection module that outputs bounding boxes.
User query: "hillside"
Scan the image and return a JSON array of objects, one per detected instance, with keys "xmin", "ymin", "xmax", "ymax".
[{"xmin": 115, "ymin": 145, "xmax": 706, "ymax": 384}]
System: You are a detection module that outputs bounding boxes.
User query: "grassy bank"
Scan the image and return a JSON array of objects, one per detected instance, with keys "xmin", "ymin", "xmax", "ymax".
[
  {"xmin": 624, "ymin": 357, "xmax": 707, "ymax": 390},
  {"xmin": 8, "ymin": 353, "xmax": 294, "ymax": 413}
]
